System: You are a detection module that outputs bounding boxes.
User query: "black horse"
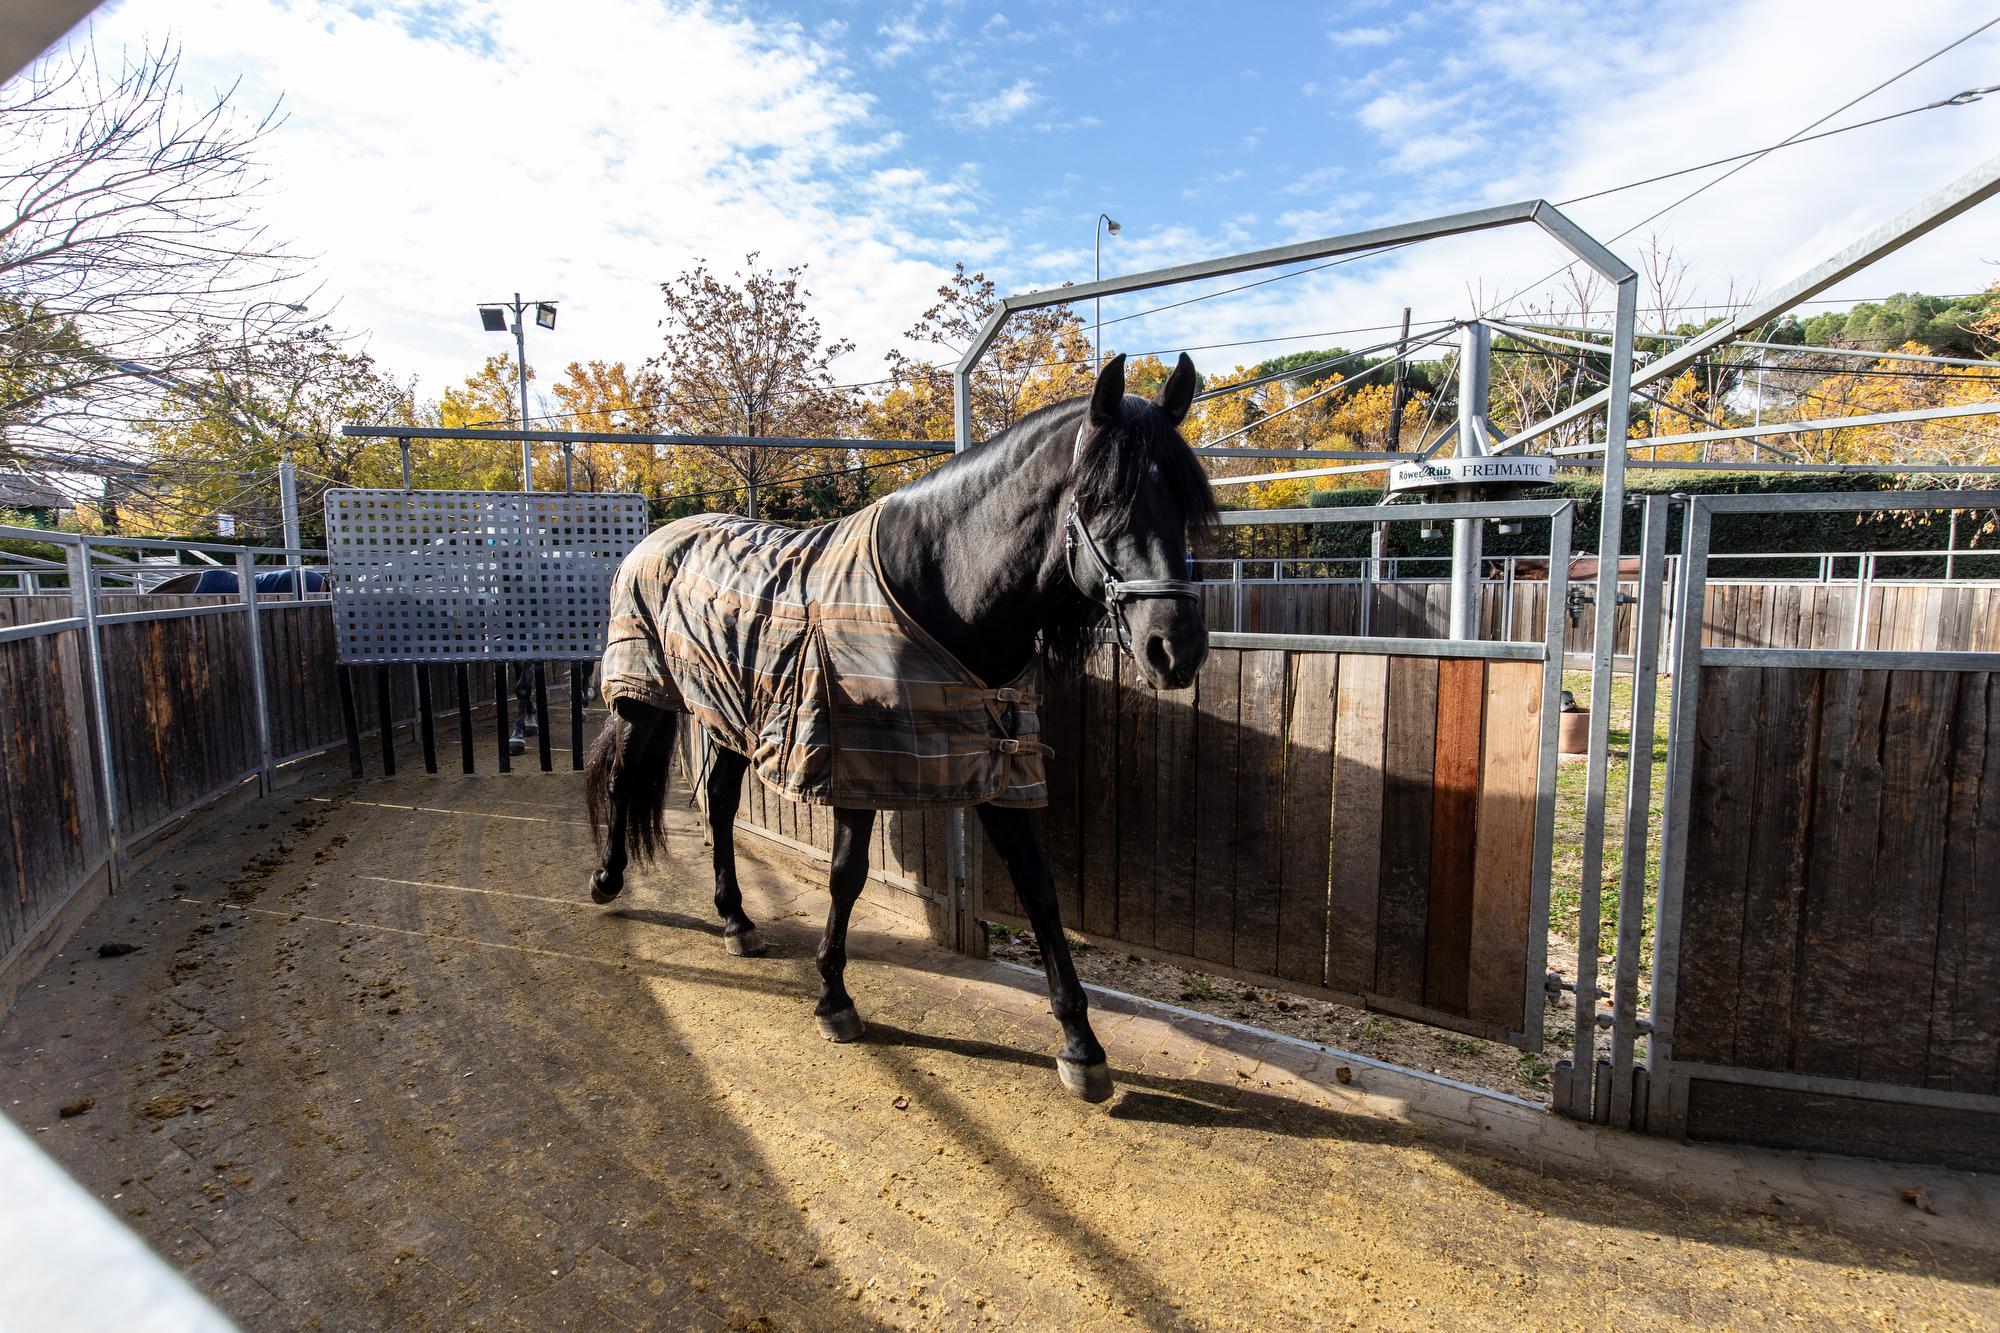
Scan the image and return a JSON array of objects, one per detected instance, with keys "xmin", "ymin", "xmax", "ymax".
[{"xmin": 583, "ymin": 354, "xmax": 1214, "ymax": 1101}]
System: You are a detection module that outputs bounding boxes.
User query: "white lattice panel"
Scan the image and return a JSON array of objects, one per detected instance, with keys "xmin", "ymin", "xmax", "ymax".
[{"xmin": 326, "ymin": 490, "xmax": 648, "ymax": 664}]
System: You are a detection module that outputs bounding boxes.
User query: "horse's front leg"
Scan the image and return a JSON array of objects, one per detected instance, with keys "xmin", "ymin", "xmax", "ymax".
[
  {"xmin": 702, "ymin": 747, "xmax": 766, "ymax": 956},
  {"xmin": 975, "ymin": 803, "xmax": 1111, "ymax": 1102},
  {"xmin": 814, "ymin": 807, "xmax": 877, "ymax": 1042}
]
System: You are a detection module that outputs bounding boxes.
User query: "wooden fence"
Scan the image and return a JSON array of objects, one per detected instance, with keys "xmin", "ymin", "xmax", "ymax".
[
  {"xmin": 971, "ymin": 642, "xmax": 1550, "ymax": 1044},
  {"xmin": 0, "ymin": 626, "xmax": 107, "ymax": 980},
  {"xmin": 1667, "ymin": 664, "xmax": 2000, "ymax": 1169},
  {"xmin": 1207, "ymin": 579, "xmax": 2000, "ymax": 657}
]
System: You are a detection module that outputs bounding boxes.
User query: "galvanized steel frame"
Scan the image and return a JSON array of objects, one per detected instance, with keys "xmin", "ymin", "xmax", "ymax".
[{"xmin": 1645, "ymin": 490, "xmax": 2000, "ymax": 1134}]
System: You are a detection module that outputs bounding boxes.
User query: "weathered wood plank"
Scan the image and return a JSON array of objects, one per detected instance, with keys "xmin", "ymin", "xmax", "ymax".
[
  {"xmin": 1467, "ymin": 659, "xmax": 1540, "ymax": 1028},
  {"xmin": 1080, "ymin": 645, "xmax": 1121, "ymax": 938},
  {"xmin": 1856, "ymin": 671, "xmax": 1954, "ymax": 1087},
  {"xmin": 1192, "ymin": 647, "xmax": 1242, "ymax": 967},
  {"xmin": 1276, "ymin": 652, "xmax": 1336, "ymax": 987},
  {"xmin": 1115, "ymin": 666, "xmax": 1159, "ymax": 949},
  {"xmin": 1673, "ymin": 665, "xmax": 1764, "ymax": 1065},
  {"xmin": 1926, "ymin": 672, "xmax": 1999, "ymax": 1093},
  {"xmin": 1728, "ymin": 666, "xmax": 1821, "ymax": 1072},
  {"xmin": 1151, "ymin": 661, "xmax": 1199, "ymax": 957},
  {"xmin": 1231, "ymin": 648, "xmax": 1287, "ymax": 978},
  {"xmin": 1326, "ymin": 653, "xmax": 1386, "ymax": 995},
  {"xmin": 1424, "ymin": 656, "xmax": 1484, "ymax": 1016},
  {"xmin": 1374, "ymin": 655, "xmax": 1438, "ymax": 1006},
  {"xmin": 1040, "ymin": 661, "xmax": 1084, "ymax": 929},
  {"xmin": 1797, "ymin": 669, "xmax": 1890, "ymax": 1080}
]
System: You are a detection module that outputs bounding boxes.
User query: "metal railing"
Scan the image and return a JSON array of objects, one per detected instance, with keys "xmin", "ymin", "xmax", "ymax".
[{"xmin": 1193, "ymin": 546, "xmax": 2000, "ymax": 586}]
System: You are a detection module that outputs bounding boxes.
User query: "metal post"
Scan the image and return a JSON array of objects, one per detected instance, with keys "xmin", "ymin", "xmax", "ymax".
[
  {"xmin": 1607, "ymin": 496, "xmax": 1669, "ymax": 1127},
  {"xmin": 1647, "ymin": 497, "xmax": 1714, "ymax": 1134},
  {"xmin": 1564, "ymin": 273, "xmax": 1641, "ymax": 1123},
  {"xmin": 562, "ymin": 444, "xmax": 574, "ymax": 494},
  {"xmin": 236, "ymin": 549, "xmax": 275, "ymax": 795},
  {"xmin": 1363, "ymin": 521, "xmax": 1387, "ymax": 636},
  {"xmin": 1851, "ymin": 552, "xmax": 1872, "ymax": 649},
  {"xmin": 67, "ymin": 541, "xmax": 123, "ymax": 888},
  {"xmin": 1449, "ymin": 321, "xmax": 1490, "ymax": 640},
  {"xmin": 514, "ymin": 292, "xmax": 534, "ymax": 492},
  {"xmin": 399, "ymin": 440, "xmax": 413, "ymax": 491},
  {"xmin": 1231, "ymin": 560, "xmax": 1245, "ymax": 633},
  {"xmin": 279, "ymin": 457, "xmax": 302, "ymax": 570}
]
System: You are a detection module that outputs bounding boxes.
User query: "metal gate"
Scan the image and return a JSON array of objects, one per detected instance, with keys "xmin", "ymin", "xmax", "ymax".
[
  {"xmin": 1608, "ymin": 490, "xmax": 2000, "ymax": 1170},
  {"xmin": 325, "ymin": 488, "xmax": 648, "ymax": 775}
]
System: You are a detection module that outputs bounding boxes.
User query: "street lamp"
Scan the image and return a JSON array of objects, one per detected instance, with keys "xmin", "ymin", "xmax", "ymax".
[
  {"xmin": 1095, "ymin": 213, "xmax": 1120, "ymax": 373},
  {"xmin": 476, "ymin": 292, "xmax": 560, "ymax": 491}
]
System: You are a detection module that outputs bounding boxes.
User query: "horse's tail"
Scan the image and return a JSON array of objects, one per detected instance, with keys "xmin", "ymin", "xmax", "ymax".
[{"xmin": 584, "ymin": 701, "xmax": 678, "ymax": 866}]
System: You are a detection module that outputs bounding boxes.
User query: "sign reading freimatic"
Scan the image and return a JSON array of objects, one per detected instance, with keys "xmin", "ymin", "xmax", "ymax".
[{"xmin": 325, "ymin": 489, "xmax": 648, "ymax": 665}]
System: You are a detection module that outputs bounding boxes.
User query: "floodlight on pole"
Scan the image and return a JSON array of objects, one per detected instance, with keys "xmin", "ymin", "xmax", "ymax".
[{"xmin": 475, "ymin": 293, "xmax": 560, "ymax": 490}]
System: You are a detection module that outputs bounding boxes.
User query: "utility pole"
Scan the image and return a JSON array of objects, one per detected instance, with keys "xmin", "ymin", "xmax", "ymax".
[
  {"xmin": 1388, "ymin": 306, "xmax": 1412, "ymax": 450},
  {"xmin": 279, "ymin": 457, "xmax": 301, "ymax": 569}
]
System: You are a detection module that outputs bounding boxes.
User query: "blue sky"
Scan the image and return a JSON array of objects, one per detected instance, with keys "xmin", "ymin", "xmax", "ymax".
[{"xmin": 74, "ymin": 0, "xmax": 2000, "ymax": 400}]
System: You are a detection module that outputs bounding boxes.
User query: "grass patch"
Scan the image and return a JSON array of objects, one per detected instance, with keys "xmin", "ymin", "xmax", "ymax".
[{"xmin": 1549, "ymin": 669, "xmax": 1670, "ymax": 1004}]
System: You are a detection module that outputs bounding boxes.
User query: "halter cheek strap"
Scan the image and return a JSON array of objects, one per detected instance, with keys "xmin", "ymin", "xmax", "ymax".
[{"xmin": 1062, "ymin": 501, "xmax": 1201, "ymax": 658}]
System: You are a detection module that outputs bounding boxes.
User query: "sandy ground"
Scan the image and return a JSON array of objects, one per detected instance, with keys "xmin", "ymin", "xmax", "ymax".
[{"xmin": 4, "ymin": 755, "xmax": 1998, "ymax": 1331}]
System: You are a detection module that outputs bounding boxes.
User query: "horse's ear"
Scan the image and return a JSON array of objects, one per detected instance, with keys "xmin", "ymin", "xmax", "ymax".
[
  {"xmin": 1089, "ymin": 353, "xmax": 1126, "ymax": 428},
  {"xmin": 1156, "ymin": 352, "xmax": 1197, "ymax": 427}
]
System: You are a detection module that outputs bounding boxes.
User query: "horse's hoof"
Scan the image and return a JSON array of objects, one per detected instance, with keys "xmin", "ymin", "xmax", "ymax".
[
  {"xmin": 508, "ymin": 736, "xmax": 525, "ymax": 756},
  {"xmin": 1057, "ymin": 1057, "xmax": 1114, "ymax": 1103},
  {"xmin": 724, "ymin": 928, "xmax": 766, "ymax": 957},
  {"xmin": 590, "ymin": 870, "xmax": 621, "ymax": 905},
  {"xmin": 816, "ymin": 1007, "xmax": 865, "ymax": 1043}
]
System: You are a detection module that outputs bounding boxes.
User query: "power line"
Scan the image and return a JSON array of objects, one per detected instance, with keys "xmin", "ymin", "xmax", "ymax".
[
  {"xmin": 1554, "ymin": 83, "xmax": 1998, "ymax": 209},
  {"xmin": 1482, "ymin": 17, "xmax": 2000, "ymax": 321}
]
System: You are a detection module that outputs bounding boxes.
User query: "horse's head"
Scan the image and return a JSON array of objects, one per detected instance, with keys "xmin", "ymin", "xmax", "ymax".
[{"xmin": 1064, "ymin": 352, "xmax": 1216, "ymax": 690}]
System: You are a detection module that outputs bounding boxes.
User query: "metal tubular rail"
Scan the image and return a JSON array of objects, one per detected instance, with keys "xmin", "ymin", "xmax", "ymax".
[
  {"xmin": 1499, "ymin": 150, "xmax": 2000, "ymax": 455},
  {"xmin": 1604, "ymin": 496, "xmax": 1669, "ymax": 1126}
]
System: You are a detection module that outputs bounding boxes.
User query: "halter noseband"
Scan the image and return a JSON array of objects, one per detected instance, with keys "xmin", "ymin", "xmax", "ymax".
[{"xmin": 1062, "ymin": 500, "xmax": 1201, "ymax": 658}]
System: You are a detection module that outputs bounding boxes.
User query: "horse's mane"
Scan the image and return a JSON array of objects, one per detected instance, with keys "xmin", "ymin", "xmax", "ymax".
[{"xmin": 1040, "ymin": 394, "xmax": 1217, "ymax": 675}]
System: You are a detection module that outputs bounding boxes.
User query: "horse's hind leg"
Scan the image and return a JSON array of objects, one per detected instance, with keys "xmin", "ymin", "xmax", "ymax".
[
  {"xmin": 702, "ymin": 747, "xmax": 766, "ymax": 956},
  {"xmin": 814, "ymin": 807, "xmax": 877, "ymax": 1042},
  {"xmin": 975, "ymin": 804, "xmax": 1112, "ymax": 1102}
]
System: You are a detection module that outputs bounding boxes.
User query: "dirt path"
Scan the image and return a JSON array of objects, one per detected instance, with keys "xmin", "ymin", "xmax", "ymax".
[{"xmin": 4, "ymin": 761, "xmax": 1997, "ymax": 1330}]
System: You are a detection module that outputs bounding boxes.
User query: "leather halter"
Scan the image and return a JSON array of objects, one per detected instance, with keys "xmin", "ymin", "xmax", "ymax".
[{"xmin": 1062, "ymin": 500, "xmax": 1201, "ymax": 658}]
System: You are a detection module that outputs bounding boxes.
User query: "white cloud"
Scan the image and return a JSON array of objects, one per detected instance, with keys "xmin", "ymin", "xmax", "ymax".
[
  {"xmin": 1331, "ymin": 25, "xmax": 1395, "ymax": 48},
  {"xmin": 953, "ymin": 77, "xmax": 1039, "ymax": 129},
  {"xmin": 75, "ymin": 0, "xmax": 989, "ymax": 398}
]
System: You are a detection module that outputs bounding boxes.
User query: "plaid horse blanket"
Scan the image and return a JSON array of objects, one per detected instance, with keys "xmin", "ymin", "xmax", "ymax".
[{"xmin": 599, "ymin": 502, "xmax": 1048, "ymax": 810}]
